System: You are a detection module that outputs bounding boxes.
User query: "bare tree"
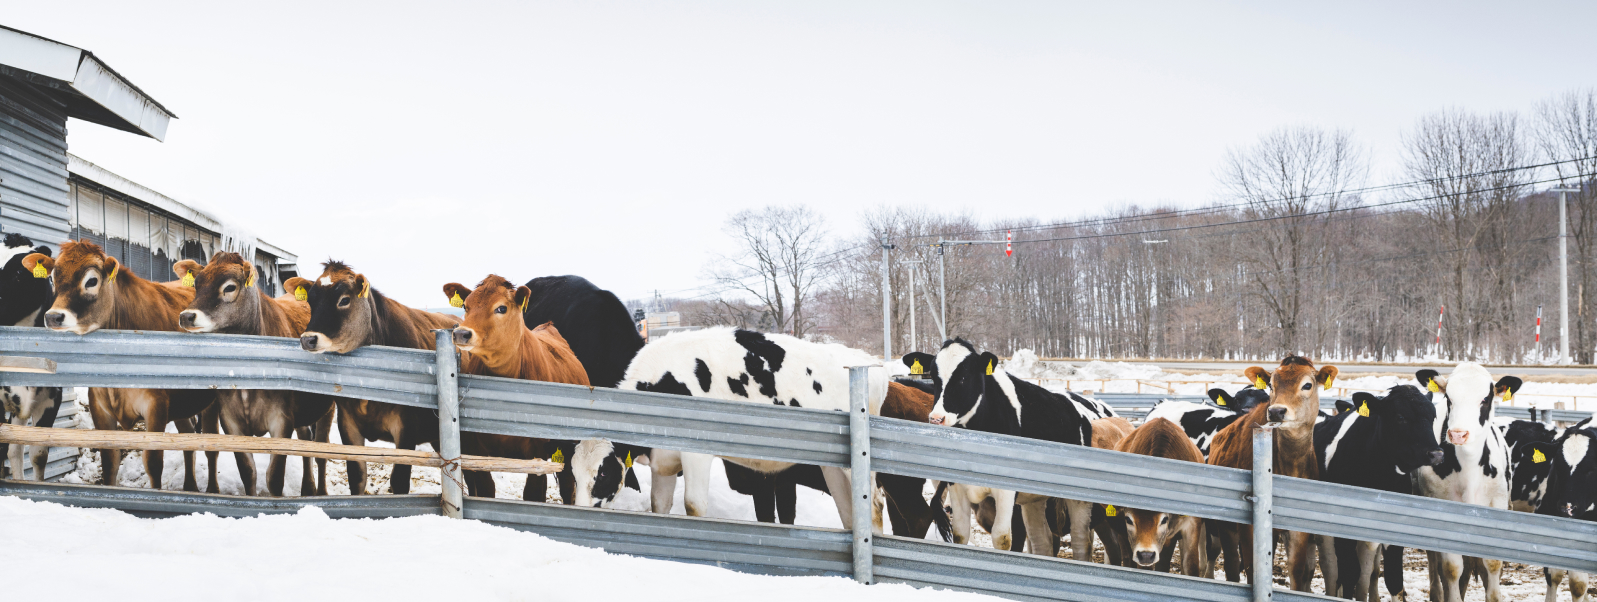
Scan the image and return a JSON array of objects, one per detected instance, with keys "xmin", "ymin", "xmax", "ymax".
[
  {"xmin": 1219, "ymin": 126, "xmax": 1367, "ymax": 354},
  {"xmin": 711, "ymin": 205, "xmax": 831, "ymax": 336},
  {"xmin": 1535, "ymin": 89, "xmax": 1597, "ymax": 361}
]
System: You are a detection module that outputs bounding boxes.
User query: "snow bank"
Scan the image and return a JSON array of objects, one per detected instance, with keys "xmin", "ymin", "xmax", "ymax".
[{"xmin": 0, "ymin": 497, "xmax": 989, "ymax": 602}]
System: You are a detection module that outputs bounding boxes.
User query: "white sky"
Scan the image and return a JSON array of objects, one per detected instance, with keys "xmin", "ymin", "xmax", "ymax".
[{"xmin": 7, "ymin": 1, "xmax": 1593, "ymax": 307}]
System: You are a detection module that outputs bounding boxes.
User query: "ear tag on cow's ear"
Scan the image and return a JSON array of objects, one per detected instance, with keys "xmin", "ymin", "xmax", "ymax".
[
  {"xmin": 1216, "ymin": 397, "xmax": 1226, "ymax": 406},
  {"xmin": 624, "ymin": 451, "xmax": 633, "ymax": 469},
  {"xmin": 245, "ymin": 271, "xmax": 256, "ymax": 289},
  {"xmin": 1426, "ymin": 379, "xmax": 1441, "ymax": 393},
  {"xmin": 107, "ymin": 263, "xmax": 119, "ymax": 282},
  {"xmin": 520, "ymin": 294, "xmax": 529, "ymax": 313},
  {"xmin": 1533, "ymin": 448, "xmax": 1547, "ymax": 464},
  {"xmin": 1358, "ymin": 402, "xmax": 1369, "ymax": 417},
  {"xmin": 181, "ymin": 272, "xmax": 195, "ymax": 287},
  {"xmin": 551, "ymin": 449, "xmax": 565, "ymax": 464},
  {"xmin": 357, "ymin": 281, "xmax": 371, "ymax": 299},
  {"xmin": 985, "ymin": 360, "xmax": 994, "ymax": 376},
  {"xmin": 910, "ymin": 359, "xmax": 924, "ymax": 375},
  {"xmin": 449, "ymin": 292, "xmax": 464, "ymax": 308},
  {"xmin": 30, "ymin": 263, "xmax": 48, "ymax": 279},
  {"xmin": 294, "ymin": 286, "xmax": 307, "ymax": 302},
  {"xmin": 1104, "ymin": 505, "xmax": 1118, "ymax": 517},
  {"xmin": 1502, "ymin": 389, "xmax": 1513, "ymax": 402},
  {"xmin": 1254, "ymin": 377, "xmax": 1268, "ymax": 390},
  {"xmin": 1323, "ymin": 376, "xmax": 1334, "ymax": 389}
]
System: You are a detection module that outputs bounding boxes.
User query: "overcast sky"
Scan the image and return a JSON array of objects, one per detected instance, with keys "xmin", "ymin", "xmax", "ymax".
[{"xmin": 8, "ymin": 1, "xmax": 1593, "ymax": 307}]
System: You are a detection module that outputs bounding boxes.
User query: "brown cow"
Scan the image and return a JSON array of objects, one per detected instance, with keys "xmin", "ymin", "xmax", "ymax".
[
  {"xmin": 23, "ymin": 241, "xmax": 218, "ymax": 491},
  {"xmin": 1207, "ymin": 355, "xmax": 1336, "ymax": 591},
  {"xmin": 1110, "ymin": 417, "xmax": 1208, "ymax": 576},
  {"xmin": 877, "ymin": 380, "xmax": 948, "ymax": 538},
  {"xmin": 442, "ymin": 275, "xmax": 590, "ymax": 500},
  {"xmin": 284, "ymin": 261, "xmax": 459, "ymax": 495},
  {"xmin": 176, "ymin": 254, "xmax": 336, "ymax": 496}
]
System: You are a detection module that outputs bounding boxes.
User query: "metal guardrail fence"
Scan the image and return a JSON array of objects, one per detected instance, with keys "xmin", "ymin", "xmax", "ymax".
[{"xmin": 2, "ymin": 326, "xmax": 1595, "ymax": 602}]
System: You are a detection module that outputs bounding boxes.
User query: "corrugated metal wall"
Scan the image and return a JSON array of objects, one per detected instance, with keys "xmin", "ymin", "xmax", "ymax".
[{"xmin": 0, "ymin": 73, "xmax": 71, "ymax": 246}]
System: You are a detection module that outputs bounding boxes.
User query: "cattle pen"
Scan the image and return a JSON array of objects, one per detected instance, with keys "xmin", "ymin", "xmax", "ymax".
[{"xmin": 0, "ymin": 326, "xmax": 1594, "ymax": 602}]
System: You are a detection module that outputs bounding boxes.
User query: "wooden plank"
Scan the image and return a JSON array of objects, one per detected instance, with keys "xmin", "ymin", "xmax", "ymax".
[
  {"xmin": 0, "ymin": 356, "xmax": 57, "ymax": 374},
  {"xmin": 0, "ymin": 425, "xmax": 562, "ymax": 475}
]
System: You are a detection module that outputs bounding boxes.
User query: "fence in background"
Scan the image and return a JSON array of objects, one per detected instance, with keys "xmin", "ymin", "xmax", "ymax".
[{"xmin": 2, "ymin": 326, "xmax": 1595, "ymax": 602}]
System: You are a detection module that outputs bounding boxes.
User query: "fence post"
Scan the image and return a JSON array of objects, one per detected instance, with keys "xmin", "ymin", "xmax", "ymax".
[
  {"xmin": 848, "ymin": 365, "xmax": 873, "ymax": 584},
  {"xmin": 1251, "ymin": 424, "xmax": 1275, "ymax": 602},
  {"xmin": 435, "ymin": 329, "xmax": 464, "ymax": 519}
]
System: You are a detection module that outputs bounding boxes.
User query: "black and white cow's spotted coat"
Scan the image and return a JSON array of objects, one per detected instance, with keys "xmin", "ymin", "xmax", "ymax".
[
  {"xmin": 589, "ymin": 327, "xmax": 886, "ymax": 525},
  {"xmin": 1143, "ymin": 387, "xmax": 1267, "ymax": 458},
  {"xmin": 1519, "ymin": 422, "xmax": 1597, "ymax": 602},
  {"xmin": 0, "ymin": 234, "xmax": 64, "ymax": 481}
]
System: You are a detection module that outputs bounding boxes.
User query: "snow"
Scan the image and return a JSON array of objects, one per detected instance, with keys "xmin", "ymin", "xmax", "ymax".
[{"xmin": 0, "ymin": 496, "xmax": 991, "ymax": 602}]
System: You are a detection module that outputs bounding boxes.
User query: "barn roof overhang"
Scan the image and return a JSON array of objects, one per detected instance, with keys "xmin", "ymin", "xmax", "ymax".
[{"xmin": 0, "ymin": 24, "xmax": 176, "ymax": 141}]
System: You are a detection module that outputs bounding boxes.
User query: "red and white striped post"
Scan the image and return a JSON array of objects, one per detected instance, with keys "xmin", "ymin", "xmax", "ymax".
[
  {"xmin": 1435, "ymin": 305, "xmax": 1445, "ymax": 354},
  {"xmin": 1005, "ymin": 231, "xmax": 1013, "ymax": 258},
  {"xmin": 1535, "ymin": 305, "xmax": 1544, "ymax": 359}
]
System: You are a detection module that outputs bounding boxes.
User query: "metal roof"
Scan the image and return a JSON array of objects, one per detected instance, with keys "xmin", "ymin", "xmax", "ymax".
[{"xmin": 0, "ymin": 24, "xmax": 175, "ymax": 141}]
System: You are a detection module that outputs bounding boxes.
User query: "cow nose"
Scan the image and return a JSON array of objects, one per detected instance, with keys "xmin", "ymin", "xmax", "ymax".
[
  {"xmin": 1135, "ymin": 551, "xmax": 1157, "ymax": 566},
  {"xmin": 928, "ymin": 413, "xmax": 948, "ymax": 426},
  {"xmin": 1428, "ymin": 450, "xmax": 1445, "ymax": 466},
  {"xmin": 43, "ymin": 311, "xmax": 64, "ymax": 329},
  {"xmin": 178, "ymin": 311, "xmax": 196, "ymax": 329},
  {"xmin": 299, "ymin": 333, "xmax": 320, "ymax": 351},
  {"xmin": 453, "ymin": 328, "xmax": 473, "ymax": 346},
  {"xmin": 1447, "ymin": 429, "xmax": 1470, "ymax": 446},
  {"xmin": 1266, "ymin": 406, "xmax": 1287, "ymax": 423}
]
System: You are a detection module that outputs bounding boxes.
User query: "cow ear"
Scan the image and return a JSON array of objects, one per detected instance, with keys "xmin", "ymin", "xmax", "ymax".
[
  {"xmin": 442, "ymin": 283, "xmax": 470, "ymax": 308},
  {"xmin": 1494, "ymin": 376, "xmax": 1524, "ymax": 399},
  {"xmin": 21, "ymin": 253, "xmax": 54, "ymax": 278},
  {"xmin": 902, "ymin": 352, "xmax": 935, "ymax": 376},
  {"xmin": 1335, "ymin": 398, "xmax": 1357, "ymax": 415},
  {"xmin": 353, "ymin": 273, "xmax": 371, "ymax": 298},
  {"xmin": 1317, "ymin": 366, "xmax": 1339, "ymax": 390},
  {"xmin": 979, "ymin": 351, "xmax": 1000, "ymax": 376},
  {"xmin": 172, "ymin": 259, "xmax": 201, "ymax": 280},
  {"xmin": 514, "ymin": 285, "xmax": 532, "ymax": 313},
  {"xmin": 1416, "ymin": 369, "xmax": 1442, "ymax": 392},
  {"xmin": 32, "ymin": 245, "xmax": 52, "ymax": 258},
  {"xmin": 1243, "ymin": 366, "xmax": 1271, "ymax": 390},
  {"xmin": 1523, "ymin": 441, "xmax": 1559, "ymax": 467},
  {"xmin": 283, "ymin": 277, "xmax": 312, "ymax": 302},
  {"xmin": 1207, "ymin": 388, "xmax": 1234, "ymax": 407},
  {"xmin": 102, "ymin": 256, "xmax": 122, "ymax": 282}
]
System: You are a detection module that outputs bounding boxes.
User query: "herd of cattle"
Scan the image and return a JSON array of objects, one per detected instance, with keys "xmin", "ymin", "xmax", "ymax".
[{"xmin": 2, "ymin": 235, "xmax": 1596, "ymax": 602}]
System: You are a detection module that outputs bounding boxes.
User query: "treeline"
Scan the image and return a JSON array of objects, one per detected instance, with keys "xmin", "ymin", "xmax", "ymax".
[{"xmin": 652, "ymin": 90, "xmax": 1597, "ymax": 364}]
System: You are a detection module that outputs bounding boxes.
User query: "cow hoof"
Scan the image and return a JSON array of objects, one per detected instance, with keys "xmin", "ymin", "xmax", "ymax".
[{"xmin": 993, "ymin": 534, "xmax": 1012, "ymax": 552}]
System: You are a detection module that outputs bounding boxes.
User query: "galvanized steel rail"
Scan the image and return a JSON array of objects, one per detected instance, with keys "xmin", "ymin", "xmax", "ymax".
[{"xmin": 3, "ymin": 326, "xmax": 1595, "ymax": 601}]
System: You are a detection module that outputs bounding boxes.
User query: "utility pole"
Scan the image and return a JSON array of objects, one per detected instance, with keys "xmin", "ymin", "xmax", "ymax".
[
  {"xmin": 1556, "ymin": 188, "xmax": 1580, "ymax": 365},
  {"xmin": 903, "ymin": 260, "xmax": 925, "ymax": 353},
  {"xmin": 934, "ymin": 238, "xmax": 1008, "ymax": 341},
  {"xmin": 880, "ymin": 237, "xmax": 894, "ymax": 361}
]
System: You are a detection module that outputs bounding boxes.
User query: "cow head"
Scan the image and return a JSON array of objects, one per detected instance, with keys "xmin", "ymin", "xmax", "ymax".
[
  {"xmin": 569, "ymin": 439, "xmax": 640, "ymax": 508},
  {"xmin": 1207, "ymin": 386, "xmax": 1269, "ymax": 412},
  {"xmin": 26, "ymin": 241, "xmax": 129, "ymax": 334},
  {"xmin": 286, "ymin": 261, "xmax": 375, "ymax": 353},
  {"xmin": 0, "ymin": 233, "xmax": 54, "ymax": 327},
  {"xmin": 442, "ymin": 275, "xmax": 531, "ymax": 360},
  {"xmin": 1356, "ymin": 386, "xmax": 1445, "ymax": 472},
  {"xmin": 1121, "ymin": 506, "xmax": 1180, "ymax": 567},
  {"xmin": 1243, "ymin": 356, "xmax": 1336, "ymax": 426},
  {"xmin": 178, "ymin": 253, "xmax": 265, "ymax": 334},
  {"xmin": 1529, "ymin": 427, "xmax": 1597, "ymax": 520},
  {"xmin": 925, "ymin": 339, "xmax": 1002, "ymax": 428},
  {"xmin": 1424, "ymin": 363, "xmax": 1497, "ymax": 448}
]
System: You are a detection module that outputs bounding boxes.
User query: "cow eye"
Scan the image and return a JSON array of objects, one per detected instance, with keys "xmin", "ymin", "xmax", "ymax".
[
  {"xmin": 337, "ymin": 296, "xmax": 351, "ymax": 308},
  {"xmin": 495, "ymin": 305, "xmax": 508, "ymax": 315},
  {"xmin": 1302, "ymin": 383, "xmax": 1312, "ymax": 391},
  {"xmin": 1161, "ymin": 516, "xmax": 1169, "ymax": 525},
  {"xmin": 85, "ymin": 277, "xmax": 99, "ymax": 289},
  {"xmin": 223, "ymin": 284, "xmax": 237, "ymax": 294}
]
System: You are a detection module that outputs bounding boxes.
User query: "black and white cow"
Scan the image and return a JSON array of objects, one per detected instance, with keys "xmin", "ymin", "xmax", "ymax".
[
  {"xmin": 1412, "ymin": 364, "xmax": 1513, "ymax": 602},
  {"xmin": 1143, "ymin": 388, "xmax": 1266, "ymax": 459},
  {"xmin": 1524, "ymin": 423, "xmax": 1597, "ymax": 602},
  {"xmin": 923, "ymin": 339, "xmax": 1104, "ymax": 560},
  {"xmin": 576, "ymin": 328, "xmax": 887, "ymax": 526},
  {"xmin": 1313, "ymin": 385, "xmax": 1444, "ymax": 600},
  {"xmin": 0, "ymin": 233, "xmax": 63, "ymax": 481},
  {"xmin": 1503, "ymin": 418, "xmax": 1560, "ymax": 513}
]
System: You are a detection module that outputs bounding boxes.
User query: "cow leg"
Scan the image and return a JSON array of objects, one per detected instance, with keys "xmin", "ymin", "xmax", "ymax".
[
  {"xmin": 1436, "ymin": 552, "xmax": 1463, "ymax": 602},
  {"xmin": 1064, "ymin": 499, "xmax": 1093, "ymax": 561},
  {"xmin": 389, "ymin": 440, "xmax": 416, "ymax": 495},
  {"xmin": 296, "ymin": 426, "xmax": 317, "ymax": 495},
  {"xmin": 818, "ymin": 465, "xmax": 854, "ymax": 527},
  {"xmin": 1236, "ymin": 524, "xmax": 1255, "ymax": 584},
  {"xmin": 750, "ymin": 480, "xmax": 777, "ymax": 523},
  {"xmin": 311, "ymin": 409, "xmax": 333, "ymax": 495},
  {"xmin": 7, "ymin": 409, "xmax": 26, "ymax": 479},
  {"xmin": 950, "ymin": 485, "xmax": 973, "ymax": 545},
  {"xmin": 1319, "ymin": 535, "xmax": 1340, "ymax": 598},
  {"xmin": 1478, "ymin": 557, "xmax": 1503, "ymax": 602},
  {"xmin": 219, "ymin": 406, "xmax": 257, "ymax": 497},
  {"xmin": 199, "ymin": 403, "xmax": 221, "ymax": 493},
  {"xmin": 1383, "ymin": 546, "xmax": 1406, "ymax": 601},
  {"xmin": 1094, "ymin": 508, "xmax": 1129, "ymax": 567},
  {"xmin": 648, "ymin": 450, "xmax": 680, "ymax": 514},
  {"xmin": 143, "ymin": 403, "xmax": 169, "ymax": 490},
  {"xmin": 87, "ymin": 389, "xmax": 122, "ymax": 487},
  {"xmin": 1351, "ymin": 540, "xmax": 1378, "ymax": 601},
  {"xmin": 523, "ymin": 474, "xmax": 546, "ymax": 502},
  {"xmin": 264, "ymin": 410, "xmax": 293, "ymax": 497},
  {"xmin": 169, "ymin": 415, "xmax": 201, "ymax": 492},
  {"xmin": 1286, "ymin": 529, "xmax": 1314, "ymax": 592},
  {"xmin": 1544, "ymin": 568, "xmax": 1563, "ymax": 602},
  {"xmin": 774, "ymin": 479, "xmax": 799, "ymax": 525},
  {"xmin": 1018, "ymin": 495, "xmax": 1056, "ymax": 557},
  {"xmin": 1179, "ymin": 517, "xmax": 1208, "ymax": 577},
  {"xmin": 988, "ymin": 489, "xmax": 1017, "ymax": 552},
  {"xmin": 680, "ymin": 452, "xmax": 714, "ymax": 517},
  {"xmin": 464, "ymin": 470, "xmax": 494, "ymax": 498},
  {"xmin": 1571, "ymin": 571, "xmax": 1591, "ymax": 602},
  {"xmin": 336, "ymin": 405, "xmax": 368, "ymax": 495}
]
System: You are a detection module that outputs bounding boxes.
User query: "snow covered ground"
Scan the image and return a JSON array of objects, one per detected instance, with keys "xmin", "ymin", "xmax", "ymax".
[{"xmin": 0, "ymin": 496, "xmax": 990, "ymax": 602}]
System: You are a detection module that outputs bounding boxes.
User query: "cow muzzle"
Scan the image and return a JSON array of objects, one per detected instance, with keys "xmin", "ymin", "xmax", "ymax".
[
  {"xmin": 300, "ymin": 333, "xmax": 328, "ymax": 353},
  {"xmin": 178, "ymin": 310, "xmax": 213, "ymax": 332},
  {"xmin": 452, "ymin": 327, "xmax": 475, "ymax": 348},
  {"xmin": 1266, "ymin": 406, "xmax": 1288, "ymax": 424},
  {"xmin": 1134, "ymin": 550, "xmax": 1158, "ymax": 567},
  {"xmin": 1427, "ymin": 449, "xmax": 1445, "ymax": 466},
  {"xmin": 43, "ymin": 310, "xmax": 69, "ymax": 331},
  {"xmin": 1446, "ymin": 429, "xmax": 1470, "ymax": 446},
  {"xmin": 927, "ymin": 412, "xmax": 950, "ymax": 426}
]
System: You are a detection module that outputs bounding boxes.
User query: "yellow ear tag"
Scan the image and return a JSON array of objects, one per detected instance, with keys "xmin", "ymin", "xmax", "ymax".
[
  {"xmin": 624, "ymin": 451, "xmax": 634, "ymax": 469},
  {"xmin": 30, "ymin": 263, "xmax": 48, "ymax": 279},
  {"xmin": 1358, "ymin": 402, "xmax": 1369, "ymax": 417},
  {"xmin": 551, "ymin": 449, "xmax": 565, "ymax": 464},
  {"xmin": 181, "ymin": 272, "xmax": 195, "ymax": 287},
  {"xmin": 520, "ymin": 294, "xmax": 529, "ymax": 313},
  {"xmin": 449, "ymin": 292, "xmax": 464, "ymax": 308},
  {"xmin": 985, "ymin": 360, "xmax": 994, "ymax": 376},
  {"xmin": 1324, "ymin": 376, "xmax": 1334, "ymax": 389},
  {"xmin": 294, "ymin": 286, "xmax": 307, "ymax": 302},
  {"xmin": 245, "ymin": 270, "xmax": 256, "ymax": 289},
  {"xmin": 357, "ymin": 280, "xmax": 370, "ymax": 299},
  {"xmin": 1502, "ymin": 390, "xmax": 1513, "ymax": 402},
  {"xmin": 1533, "ymin": 449, "xmax": 1547, "ymax": 464},
  {"xmin": 1216, "ymin": 396, "xmax": 1226, "ymax": 406},
  {"xmin": 1104, "ymin": 505, "xmax": 1117, "ymax": 517},
  {"xmin": 1426, "ymin": 380, "xmax": 1441, "ymax": 393},
  {"xmin": 910, "ymin": 359, "xmax": 924, "ymax": 375},
  {"xmin": 107, "ymin": 263, "xmax": 118, "ymax": 282},
  {"xmin": 1254, "ymin": 377, "xmax": 1268, "ymax": 390}
]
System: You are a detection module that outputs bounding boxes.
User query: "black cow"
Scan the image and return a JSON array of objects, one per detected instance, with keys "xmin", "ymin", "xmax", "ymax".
[
  {"xmin": 1313, "ymin": 386, "xmax": 1444, "ymax": 600},
  {"xmin": 1525, "ymin": 423, "xmax": 1597, "ymax": 601},
  {"xmin": 520, "ymin": 275, "xmax": 643, "ymax": 388},
  {"xmin": 0, "ymin": 233, "xmax": 63, "ymax": 480},
  {"xmin": 1504, "ymin": 418, "xmax": 1562, "ymax": 513}
]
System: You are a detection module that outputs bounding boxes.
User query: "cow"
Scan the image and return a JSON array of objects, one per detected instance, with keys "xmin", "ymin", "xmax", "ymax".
[
  {"xmin": 601, "ymin": 327, "xmax": 887, "ymax": 527},
  {"xmin": 1411, "ymin": 364, "xmax": 1512, "ymax": 602},
  {"xmin": 919, "ymin": 340, "xmax": 1103, "ymax": 560},
  {"xmin": 1206, "ymin": 355, "xmax": 1336, "ymax": 592},
  {"xmin": 1523, "ymin": 423, "xmax": 1596, "ymax": 602},
  {"xmin": 175, "ymin": 253, "xmax": 336, "ymax": 496},
  {"xmin": 518, "ymin": 275, "xmax": 643, "ymax": 389},
  {"xmin": 1313, "ymin": 385, "xmax": 1444, "ymax": 600},
  {"xmin": 284, "ymin": 261, "xmax": 459, "ymax": 495},
  {"xmin": 1107, "ymin": 417, "xmax": 1208, "ymax": 576},
  {"xmin": 23, "ymin": 241, "xmax": 217, "ymax": 491},
  {"xmin": 1, "ymin": 234, "xmax": 64, "ymax": 481},
  {"xmin": 1140, "ymin": 387, "xmax": 1273, "ymax": 460},
  {"xmin": 442, "ymin": 276, "xmax": 591, "ymax": 499}
]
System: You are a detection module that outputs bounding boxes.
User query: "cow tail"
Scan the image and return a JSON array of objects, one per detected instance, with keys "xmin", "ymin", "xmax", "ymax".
[{"xmin": 927, "ymin": 480, "xmax": 953, "ymax": 542}]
